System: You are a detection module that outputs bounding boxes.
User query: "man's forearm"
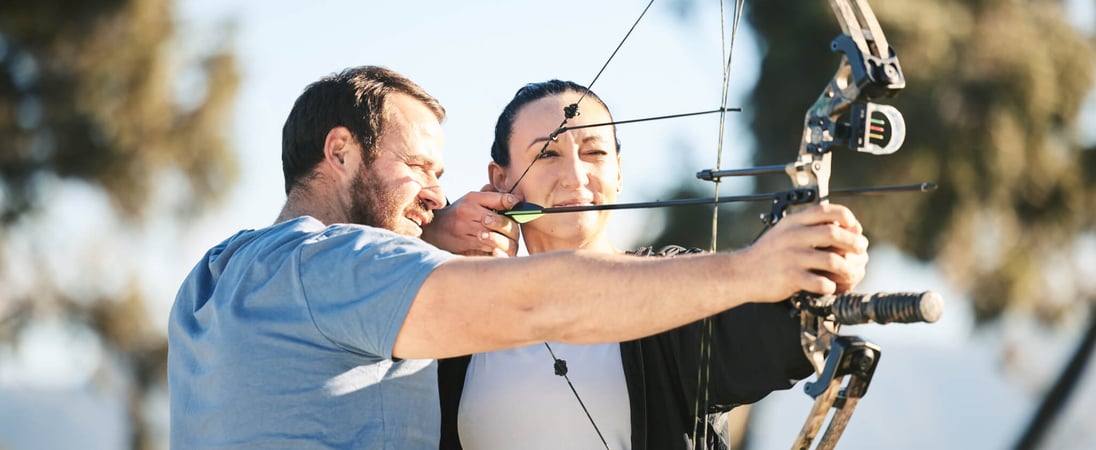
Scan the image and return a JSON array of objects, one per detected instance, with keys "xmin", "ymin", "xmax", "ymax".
[
  {"xmin": 395, "ymin": 203, "xmax": 868, "ymax": 359},
  {"xmin": 396, "ymin": 249, "xmax": 759, "ymax": 359}
]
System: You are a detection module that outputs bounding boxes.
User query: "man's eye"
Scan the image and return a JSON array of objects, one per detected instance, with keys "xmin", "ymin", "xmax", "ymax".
[{"xmin": 410, "ymin": 164, "xmax": 439, "ymax": 179}]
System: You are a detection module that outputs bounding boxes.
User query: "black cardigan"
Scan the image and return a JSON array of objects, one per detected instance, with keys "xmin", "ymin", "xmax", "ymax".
[{"xmin": 438, "ymin": 248, "xmax": 814, "ymax": 450}]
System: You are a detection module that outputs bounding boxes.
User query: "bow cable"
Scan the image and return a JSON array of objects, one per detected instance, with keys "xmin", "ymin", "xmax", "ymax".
[
  {"xmin": 517, "ymin": 2, "xmax": 657, "ymax": 449},
  {"xmin": 506, "ymin": 0, "xmax": 655, "ymax": 195},
  {"xmin": 691, "ymin": 0, "xmax": 745, "ymax": 447}
]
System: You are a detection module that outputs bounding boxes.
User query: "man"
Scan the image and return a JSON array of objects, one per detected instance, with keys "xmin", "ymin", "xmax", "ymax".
[{"xmin": 168, "ymin": 65, "xmax": 869, "ymax": 449}]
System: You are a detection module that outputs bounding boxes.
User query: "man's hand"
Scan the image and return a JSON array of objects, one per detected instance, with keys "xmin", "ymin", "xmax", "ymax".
[
  {"xmin": 737, "ymin": 203, "xmax": 869, "ymax": 301},
  {"xmin": 421, "ymin": 186, "xmax": 522, "ymax": 257}
]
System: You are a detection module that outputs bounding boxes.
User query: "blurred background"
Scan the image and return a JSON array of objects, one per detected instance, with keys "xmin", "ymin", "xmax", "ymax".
[{"xmin": 1, "ymin": 0, "xmax": 1094, "ymax": 449}]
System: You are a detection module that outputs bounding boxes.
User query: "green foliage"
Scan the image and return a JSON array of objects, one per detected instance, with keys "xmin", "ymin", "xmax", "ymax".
[
  {"xmin": 654, "ymin": 0, "xmax": 1096, "ymax": 324},
  {"xmin": 0, "ymin": 0, "xmax": 239, "ymax": 223},
  {"xmin": 0, "ymin": 1, "xmax": 239, "ymax": 448}
]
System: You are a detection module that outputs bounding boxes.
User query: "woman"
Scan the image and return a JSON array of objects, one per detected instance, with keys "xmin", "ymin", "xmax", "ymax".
[{"xmin": 439, "ymin": 80, "xmax": 824, "ymax": 450}]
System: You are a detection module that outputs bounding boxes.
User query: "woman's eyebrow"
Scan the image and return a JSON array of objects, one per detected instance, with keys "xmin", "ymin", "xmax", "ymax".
[
  {"xmin": 526, "ymin": 136, "xmax": 553, "ymax": 151},
  {"xmin": 526, "ymin": 133, "xmax": 611, "ymax": 151},
  {"xmin": 580, "ymin": 135, "xmax": 611, "ymax": 145}
]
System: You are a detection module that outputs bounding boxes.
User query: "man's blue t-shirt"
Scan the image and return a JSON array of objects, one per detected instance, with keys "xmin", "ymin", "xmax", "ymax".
[{"xmin": 168, "ymin": 217, "xmax": 455, "ymax": 449}]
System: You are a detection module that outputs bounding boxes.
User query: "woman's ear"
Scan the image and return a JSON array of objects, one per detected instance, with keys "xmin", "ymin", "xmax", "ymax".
[{"xmin": 488, "ymin": 161, "xmax": 509, "ymax": 193}]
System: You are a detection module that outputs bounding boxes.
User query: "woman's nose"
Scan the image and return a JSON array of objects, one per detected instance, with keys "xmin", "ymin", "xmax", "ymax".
[{"xmin": 559, "ymin": 155, "xmax": 589, "ymax": 190}]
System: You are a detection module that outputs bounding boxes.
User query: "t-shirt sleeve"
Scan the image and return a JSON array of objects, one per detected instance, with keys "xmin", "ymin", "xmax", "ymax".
[{"xmin": 296, "ymin": 225, "xmax": 456, "ymax": 360}]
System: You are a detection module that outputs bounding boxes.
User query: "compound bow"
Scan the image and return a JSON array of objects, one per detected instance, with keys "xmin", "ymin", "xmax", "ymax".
[
  {"xmin": 696, "ymin": 2, "xmax": 942, "ymax": 449},
  {"xmin": 499, "ymin": 1, "xmax": 943, "ymax": 449}
]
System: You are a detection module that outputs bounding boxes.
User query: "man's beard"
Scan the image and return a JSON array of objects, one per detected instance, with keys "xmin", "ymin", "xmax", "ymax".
[{"xmin": 346, "ymin": 168, "xmax": 427, "ymax": 235}]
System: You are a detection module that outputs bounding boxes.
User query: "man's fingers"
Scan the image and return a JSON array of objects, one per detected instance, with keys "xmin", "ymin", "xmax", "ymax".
[
  {"xmin": 421, "ymin": 189, "xmax": 521, "ymax": 255},
  {"xmin": 502, "ymin": 193, "xmax": 520, "ymax": 210},
  {"xmin": 821, "ymin": 224, "xmax": 868, "ymax": 255},
  {"xmin": 467, "ymin": 190, "xmax": 522, "ymax": 212},
  {"xmin": 800, "ymin": 248, "xmax": 866, "ymax": 293},
  {"xmin": 481, "ymin": 212, "xmax": 518, "ymax": 237},
  {"xmin": 799, "ymin": 270, "xmax": 838, "ymax": 296},
  {"xmin": 471, "ymin": 226, "xmax": 519, "ymax": 258},
  {"xmin": 787, "ymin": 203, "xmax": 862, "ymax": 231},
  {"xmin": 743, "ymin": 202, "xmax": 869, "ymax": 299},
  {"xmin": 788, "ymin": 222, "xmax": 868, "ymax": 256}
]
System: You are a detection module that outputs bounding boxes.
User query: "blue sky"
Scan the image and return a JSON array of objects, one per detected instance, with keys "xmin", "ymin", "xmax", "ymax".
[
  {"xmin": 2, "ymin": 1, "xmax": 1095, "ymax": 449},
  {"xmin": 179, "ymin": 0, "xmax": 761, "ymax": 247}
]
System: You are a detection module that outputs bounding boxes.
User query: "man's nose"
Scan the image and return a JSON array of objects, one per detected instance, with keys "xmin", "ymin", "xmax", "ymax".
[{"xmin": 419, "ymin": 182, "xmax": 446, "ymax": 211}]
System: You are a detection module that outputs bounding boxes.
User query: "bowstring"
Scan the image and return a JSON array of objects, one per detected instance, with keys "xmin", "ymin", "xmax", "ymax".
[
  {"xmin": 527, "ymin": 2, "xmax": 656, "ymax": 449},
  {"xmin": 506, "ymin": 0, "xmax": 655, "ymax": 195},
  {"xmin": 543, "ymin": 343, "xmax": 611, "ymax": 449},
  {"xmin": 691, "ymin": 0, "xmax": 745, "ymax": 447}
]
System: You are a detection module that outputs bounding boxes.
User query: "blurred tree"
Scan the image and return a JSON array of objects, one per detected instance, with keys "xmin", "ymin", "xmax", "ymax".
[
  {"xmin": 654, "ymin": 0, "xmax": 1096, "ymax": 324},
  {"xmin": 0, "ymin": 0, "xmax": 238, "ymax": 448},
  {"xmin": 650, "ymin": 1, "xmax": 1095, "ymax": 448}
]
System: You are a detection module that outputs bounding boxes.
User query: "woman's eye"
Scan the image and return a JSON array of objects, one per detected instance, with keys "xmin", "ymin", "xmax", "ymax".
[{"xmin": 537, "ymin": 150, "xmax": 560, "ymax": 159}]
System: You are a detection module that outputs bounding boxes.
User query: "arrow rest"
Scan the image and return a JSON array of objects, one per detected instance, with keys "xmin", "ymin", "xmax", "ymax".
[{"xmin": 761, "ymin": 188, "xmax": 818, "ymax": 226}]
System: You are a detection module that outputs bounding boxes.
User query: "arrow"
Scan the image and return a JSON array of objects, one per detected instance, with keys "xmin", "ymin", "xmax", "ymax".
[{"xmin": 500, "ymin": 183, "xmax": 935, "ymax": 223}]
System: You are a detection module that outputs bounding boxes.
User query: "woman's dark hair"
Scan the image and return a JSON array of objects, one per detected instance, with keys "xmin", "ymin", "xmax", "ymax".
[
  {"xmin": 281, "ymin": 66, "xmax": 445, "ymax": 194},
  {"xmin": 490, "ymin": 80, "xmax": 621, "ymax": 167}
]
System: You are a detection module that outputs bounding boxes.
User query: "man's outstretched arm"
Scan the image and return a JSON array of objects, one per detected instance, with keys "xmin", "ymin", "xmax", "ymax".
[{"xmin": 394, "ymin": 203, "xmax": 868, "ymax": 359}]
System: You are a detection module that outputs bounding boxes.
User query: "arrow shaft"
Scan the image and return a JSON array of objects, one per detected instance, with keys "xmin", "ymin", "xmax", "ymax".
[{"xmin": 501, "ymin": 183, "xmax": 934, "ymax": 218}]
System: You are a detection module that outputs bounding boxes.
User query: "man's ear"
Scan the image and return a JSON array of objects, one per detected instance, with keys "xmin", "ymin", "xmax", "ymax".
[
  {"xmin": 488, "ymin": 161, "xmax": 509, "ymax": 193},
  {"xmin": 323, "ymin": 127, "xmax": 355, "ymax": 175}
]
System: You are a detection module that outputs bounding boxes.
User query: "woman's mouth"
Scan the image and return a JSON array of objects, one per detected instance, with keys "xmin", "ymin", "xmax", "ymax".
[{"xmin": 553, "ymin": 199, "xmax": 595, "ymax": 208}]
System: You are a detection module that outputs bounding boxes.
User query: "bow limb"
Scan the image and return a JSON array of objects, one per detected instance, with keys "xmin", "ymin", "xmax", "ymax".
[
  {"xmin": 791, "ymin": 379, "xmax": 842, "ymax": 450},
  {"xmin": 787, "ymin": 0, "xmax": 904, "ymax": 199},
  {"xmin": 785, "ymin": 1, "xmax": 905, "ymax": 449},
  {"xmin": 831, "ymin": 0, "xmax": 888, "ymax": 55}
]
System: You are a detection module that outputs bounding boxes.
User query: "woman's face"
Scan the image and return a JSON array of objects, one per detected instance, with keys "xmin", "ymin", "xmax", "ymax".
[{"xmin": 490, "ymin": 91, "xmax": 622, "ymax": 244}]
